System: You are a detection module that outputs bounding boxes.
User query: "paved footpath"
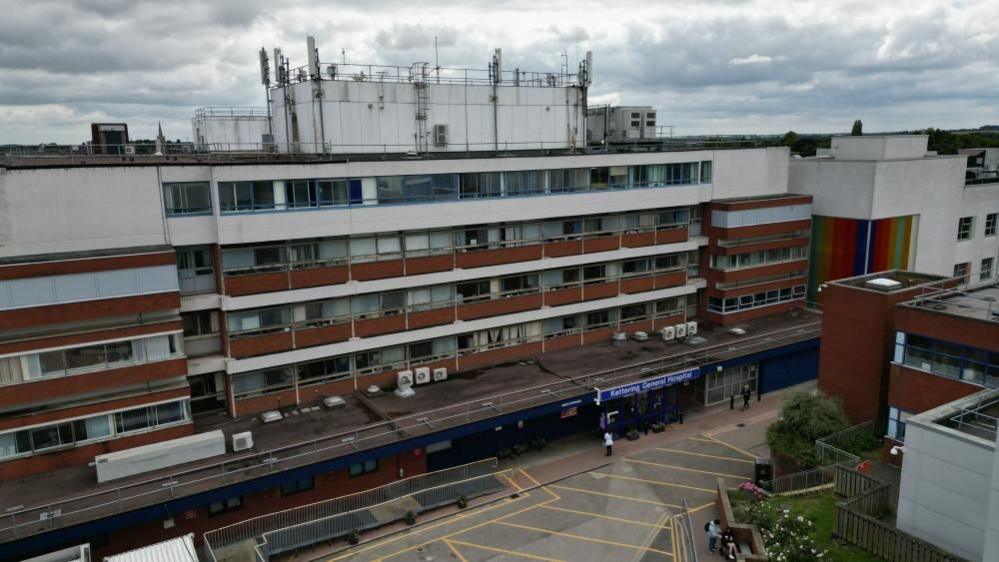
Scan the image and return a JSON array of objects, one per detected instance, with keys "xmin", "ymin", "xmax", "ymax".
[{"xmin": 290, "ymin": 383, "xmax": 808, "ymax": 562}]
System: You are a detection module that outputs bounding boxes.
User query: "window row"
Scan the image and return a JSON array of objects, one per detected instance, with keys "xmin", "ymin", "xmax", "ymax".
[
  {"xmin": 230, "ymin": 297, "xmax": 686, "ymax": 398},
  {"xmin": 211, "ymin": 163, "xmax": 712, "ymax": 213},
  {"xmin": 220, "ymin": 207, "xmax": 694, "ymax": 275},
  {"xmin": 0, "ymin": 400, "xmax": 190, "ymax": 460},
  {"xmin": 225, "ymin": 254, "xmax": 688, "ymax": 336},
  {"xmin": 706, "ymin": 285, "xmax": 806, "ymax": 314},
  {"xmin": 709, "ymin": 246, "xmax": 807, "ymax": 271},
  {"xmin": 0, "ymin": 334, "xmax": 184, "ymax": 385},
  {"xmin": 893, "ymin": 332, "xmax": 999, "ymax": 387},
  {"xmin": 957, "ymin": 213, "xmax": 998, "ymax": 240}
]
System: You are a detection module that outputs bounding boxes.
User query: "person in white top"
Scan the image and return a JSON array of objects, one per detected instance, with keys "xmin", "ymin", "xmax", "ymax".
[{"xmin": 604, "ymin": 431, "xmax": 614, "ymax": 456}]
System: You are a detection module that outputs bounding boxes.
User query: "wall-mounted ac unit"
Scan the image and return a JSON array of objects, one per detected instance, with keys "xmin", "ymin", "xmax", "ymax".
[
  {"xmin": 395, "ymin": 370, "xmax": 415, "ymax": 398},
  {"xmin": 660, "ymin": 326, "xmax": 676, "ymax": 341},
  {"xmin": 414, "ymin": 367, "xmax": 431, "ymax": 385},
  {"xmin": 675, "ymin": 323, "xmax": 687, "ymax": 338},
  {"xmin": 123, "ymin": 145, "xmax": 136, "ymax": 155},
  {"xmin": 433, "ymin": 367, "xmax": 448, "ymax": 382},
  {"xmin": 686, "ymin": 321, "xmax": 698, "ymax": 336},
  {"xmin": 433, "ymin": 124, "xmax": 448, "ymax": 147},
  {"xmin": 633, "ymin": 331, "xmax": 649, "ymax": 342},
  {"xmin": 232, "ymin": 431, "xmax": 254, "ymax": 452}
]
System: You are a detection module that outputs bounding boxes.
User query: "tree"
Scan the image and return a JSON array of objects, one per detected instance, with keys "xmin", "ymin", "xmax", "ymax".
[
  {"xmin": 851, "ymin": 120, "xmax": 863, "ymax": 136},
  {"xmin": 766, "ymin": 391, "xmax": 849, "ymax": 467},
  {"xmin": 779, "ymin": 130, "xmax": 800, "ymax": 147}
]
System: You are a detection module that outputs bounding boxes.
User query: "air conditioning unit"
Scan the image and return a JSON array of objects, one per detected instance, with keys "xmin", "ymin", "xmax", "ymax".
[
  {"xmin": 323, "ymin": 395, "xmax": 346, "ymax": 409},
  {"xmin": 433, "ymin": 124, "xmax": 448, "ymax": 147},
  {"xmin": 433, "ymin": 367, "xmax": 448, "ymax": 382},
  {"xmin": 632, "ymin": 331, "xmax": 649, "ymax": 342},
  {"xmin": 123, "ymin": 145, "xmax": 136, "ymax": 155},
  {"xmin": 414, "ymin": 367, "xmax": 432, "ymax": 385},
  {"xmin": 675, "ymin": 323, "xmax": 687, "ymax": 338},
  {"xmin": 232, "ymin": 431, "xmax": 254, "ymax": 452},
  {"xmin": 395, "ymin": 370, "xmax": 415, "ymax": 398},
  {"xmin": 660, "ymin": 326, "xmax": 676, "ymax": 341},
  {"xmin": 612, "ymin": 331, "xmax": 627, "ymax": 347},
  {"xmin": 686, "ymin": 321, "xmax": 698, "ymax": 336},
  {"xmin": 260, "ymin": 410, "xmax": 283, "ymax": 424}
]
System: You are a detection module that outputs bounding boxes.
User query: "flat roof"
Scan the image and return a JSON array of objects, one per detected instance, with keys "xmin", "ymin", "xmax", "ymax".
[
  {"xmin": 913, "ymin": 388, "xmax": 999, "ymax": 444},
  {"xmin": 830, "ymin": 270, "xmax": 946, "ymax": 292},
  {"xmin": 902, "ymin": 285, "xmax": 999, "ymax": 323},
  {"xmin": 0, "ymin": 310, "xmax": 820, "ymax": 543}
]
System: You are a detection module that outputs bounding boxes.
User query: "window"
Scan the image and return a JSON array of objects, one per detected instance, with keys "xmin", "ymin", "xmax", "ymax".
[
  {"xmin": 183, "ymin": 310, "xmax": 218, "ymax": 337},
  {"xmin": 218, "ymin": 181, "xmax": 275, "ymax": 212},
  {"xmin": 700, "ymin": 161, "xmax": 712, "ymax": 183},
  {"xmin": 349, "ymin": 459, "xmax": 379, "ymax": 477},
  {"xmin": 504, "ymin": 171, "xmax": 545, "ymax": 196},
  {"xmin": 114, "ymin": 401, "xmax": 188, "ymax": 434},
  {"xmin": 701, "ymin": 363, "xmax": 758, "ymax": 405},
  {"xmin": 549, "ymin": 169, "xmax": 589, "ymax": 193},
  {"xmin": 957, "ymin": 216, "xmax": 975, "ymax": 240},
  {"xmin": 208, "ymin": 496, "xmax": 243, "ymax": 516},
  {"xmin": 163, "ymin": 182, "xmax": 211, "ymax": 215},
  {"xmin": 986, "ymin": 213, "xmax": 998, "ymax": 237},
  {"xmin": 176, "ymin": 246, "xmax": 215, "ymax": 294},
  {"xmin": 280, "ymin": 477, "xmax": 315, "ymax": 496},
  {"xmin": 982, "ymin": 258, "xmax": 994, "ymax": 281},
  {"xmin": 887, "ymin": 407, "xmax": 910, "ymax": 442},
  {"xmin": 707, "ymin": 285, "xmax": 805, "ymax": 313},
  {"xmin": 459, "ymin": 172, "xmax": 502, "ymax": 198},
  {"xmin": 954, "ymin": 262, "xmax": 969, "ymax": 280}
]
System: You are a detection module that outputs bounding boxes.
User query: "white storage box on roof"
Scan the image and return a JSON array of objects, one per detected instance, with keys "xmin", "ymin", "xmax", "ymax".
[{"xmin": 103, "ymin": 534, "xmax": 197, "ymax": 562}]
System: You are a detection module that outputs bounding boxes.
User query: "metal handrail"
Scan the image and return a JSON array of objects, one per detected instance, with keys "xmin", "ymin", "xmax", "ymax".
[{"xmin": 0, "ymin": 318, "xmax": 821, "ymax": 541}]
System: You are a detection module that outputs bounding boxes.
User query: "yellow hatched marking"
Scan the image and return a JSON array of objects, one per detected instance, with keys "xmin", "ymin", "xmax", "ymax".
[
  {"xmin": 501, "ymin": 472, "xmax": 523, "ymax": 492},
  {"xmin": 698, "ymin": 434, "xmax": 759, "ymax": 460},
  {"xmin": 549, "ymin": 484, "xmax": 683, "ymax": 509},
  {"xmin": 538, "ymin": 505, "xmax": 673, "ymax": 530},
  {"xmin": 590, "ymin": 472, "xmax": 715, "ymax": 494},
  {"xmin": 444, "ymin": 539, "xmax": 470, "ymax": 562},
  {"xmin": 492, "ymin": 521, "xmax": 674, "ymax": 556},
  {"xmin": 329, "ymin": 493, "xmax": 529, "ymax": 561},
  {"xmin": 518, "ymin": 467, "xmax": 561, "ymax": 500},
  {"xmin": 625, "ymin": 458, "xmax": 747, "ymax": 479},
  {"xmin": 448, "ymin": 539, "xmax": 566, "ymax": 561},
  {"xmin": 655, "ymin": 447, "xmax": 756, "ymax": 464}
]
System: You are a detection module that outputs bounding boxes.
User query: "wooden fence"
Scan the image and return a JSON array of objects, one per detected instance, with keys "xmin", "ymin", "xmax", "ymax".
[{"xmin": 833, "ymin": 465, "xmax": 969, "ymax": 562}]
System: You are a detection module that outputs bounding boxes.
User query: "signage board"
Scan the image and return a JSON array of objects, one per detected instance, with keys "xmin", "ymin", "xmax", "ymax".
[{"xmin": 594, "ymin": 367, "xmax": 701, "ymax": 405}]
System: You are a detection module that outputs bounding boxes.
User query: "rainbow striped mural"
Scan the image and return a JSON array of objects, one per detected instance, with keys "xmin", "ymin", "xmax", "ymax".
[{"xmin": 808, "ymin": 215, "xmax": 918, "ymax": 298}]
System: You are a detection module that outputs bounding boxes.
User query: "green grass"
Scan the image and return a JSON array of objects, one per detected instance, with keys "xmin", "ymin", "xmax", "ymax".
[{"xmin": 777, "ymin": 492, "xmax": 882, "ymax": 562}]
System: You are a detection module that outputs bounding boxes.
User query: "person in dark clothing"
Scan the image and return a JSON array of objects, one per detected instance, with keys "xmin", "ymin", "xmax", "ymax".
[
  {"xmin": 741, "ymin": 385, "xmax": 752, "ymax": 411},
  {"xmin": 720, "ymin": 527, "xmax": 737, "ymax": 559}
]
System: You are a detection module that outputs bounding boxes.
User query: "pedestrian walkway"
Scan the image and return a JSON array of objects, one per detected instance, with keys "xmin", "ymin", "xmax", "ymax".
[{"xmin": 287, "ymin": 383, "xmax": 808, "ymax": 562}]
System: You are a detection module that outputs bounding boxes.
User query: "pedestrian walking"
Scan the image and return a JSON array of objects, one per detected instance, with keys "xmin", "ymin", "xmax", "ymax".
[
  {"xmin": 604, "ymin": 431, "xmax": 614, "ymax": 456},
  {"xmin": 704, "ymin": 518, "xmax": 720, "ymax": 552},
  {"xmin": 741, "ymin": 385, "xmax": 751, "ymax": 411}
]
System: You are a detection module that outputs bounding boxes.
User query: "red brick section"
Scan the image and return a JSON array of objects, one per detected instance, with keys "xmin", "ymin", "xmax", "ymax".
[
  {"xmin": 0, "ymin": 387, "xmax": 191, "ymax": 432},
  {"xmin": 709, "ymin": 236, "xmax": 810, "ymax": 255},
  {"xmin": 0, "ymin": 292, "xmax": 180, "ymax": 331},
  {"xmin": 707, "ymin": 219, "xmax": 811, "ymax": 241},
  {"xmin": 816, "ymin": 282, "xmax": 928, "ymax": 424},
  {"xmin": 0, "ymin": 252, "xmax": 176, "ymax": 280},
  {"xmin": 0, "ymin": 320, "xmax": 182, "ymax": 355},
  {"xmin": 704, "ymin": 301, "xmax": 799, "ymax": 327},
  {"xmin": 0, "ymin": 358, "xmax": 187, "ymax": 409},
  {"xmin": 895, "ymin": 305, "xmax": 999, "ymax": 352},
  {"xmin": 93, "ymin": 449, "xmax": 427, "ymax": 560},
  {"xmin": 352, "ymin": 260, "xmax": 405, "ymax": 281},
  {"xmin": 457, "ymin": 294, "xmax": 543, "ymax": 321},
  {"xmin": 709, "ymin": 195, "xmax": 812, "ymax": 211},
  {"xmin": 887, "ymin": 365, "xmax": 980, "ymax": 414},
  {"xmin": 715, "ymin": 261, "xmax": 807, "ymax": 284}
]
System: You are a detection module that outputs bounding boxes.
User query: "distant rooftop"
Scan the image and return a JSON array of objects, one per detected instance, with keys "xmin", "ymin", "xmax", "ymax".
[
  {"xmin": 903, "ymin": 284, "xmax": 999, "ymax": 323},
  {"xmin": 831, "ymin": 270, "xmax": 946, "ymax": 293}
]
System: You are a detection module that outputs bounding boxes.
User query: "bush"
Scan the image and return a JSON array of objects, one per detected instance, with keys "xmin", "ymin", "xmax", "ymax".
[
  {"xmin": 513, "ymin": 443, "xmax": 529, "ymax": 456},
  {"xmin": 743, "ymin": 501, "xmax": 827, "ymax": 562},
  {"xmin": 497, "ymin": 448, "xmax": 512, "ymax": 460},
  {"xmin": 347, "ymin": 529, "xmax": 360, "ymax": 545},
  {"xmin": 767, "ymin": 392, "xmax": 849, "ymax": 467},
  {"xmin": 456, "ymin": 495, "xmax": 468, "ymax": 509},
  {"xmin": 626, "ymin": 428, "xmax": 640, "ymax": 441},
  {"xmin": 404, "ymin": 510, "xmax": 416, "ymax": 525}
]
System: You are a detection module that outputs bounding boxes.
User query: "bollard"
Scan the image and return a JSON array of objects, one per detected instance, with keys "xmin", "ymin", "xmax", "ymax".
[{"xmin": 730, "ymin": 394, "xmax": 735, "ymax": 410}]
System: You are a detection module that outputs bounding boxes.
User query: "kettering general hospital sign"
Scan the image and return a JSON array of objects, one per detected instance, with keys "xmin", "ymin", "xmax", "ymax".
[{"xmin": 594, "ymin": 367, "xmax": 701, "ymax": 405}]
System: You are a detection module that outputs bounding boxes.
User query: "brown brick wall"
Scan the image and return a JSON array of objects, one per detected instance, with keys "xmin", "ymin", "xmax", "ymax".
[
  {"xmin": 0, "ymin": 320, "xmax": 182, "ymax": 355},
  {"xmin": 0, "ymin": 252, "xmax": 176, "ymax": 280},
  {"xmin": 0, "ymin": 292, "xmax": 180, "ymax": 331}
]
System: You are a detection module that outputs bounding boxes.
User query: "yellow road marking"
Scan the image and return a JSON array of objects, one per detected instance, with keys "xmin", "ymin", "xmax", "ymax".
[
  {"xmin": 376, "ymin": 497, "xmax": 557, "ymax": 561},
  {"xmin": 448, "ymin": 539, "xmax": 566, "ymax": 561},
  {"xmin": 549, "ymin": 484, "xmax": 683, "ymax": 509},
  {"xmin": 687, "ymin": 501, "xmax": 716, "ymax": 515},
  {"xmin": 444, "ymin": 539, "xmax": 470, "ymax": 562},
  {"xmin": 625, "ymin": 458, "xmax": 747, "ymax": 479},
  {"xmin": 501, "ymin": 472, "xmax": 524, "ymax": 492},
  {"xmin": 698, "ymin": 434, "xmax": 759, "ymax": 460},
  {"xmin": 538, "ymin": 505, "xmax": 673, "ymax": 530},
  {"xmin": 493, "ymin": 521, "xmax": 674, "ymax": 556},
  {"xmin": 591, "ymin": 472, "xmax": 715, "ymax": 494},
  {"xmin": 519, "ymin": 467, "xmax": 543, "ymax": 487},
  {"xmin": 671, "ymin": 516, "xmax": 679, "ymax": 560},
  {"xmin": 329, "ymin": 493, "xmax": 529, "ymax": 561},
  {"xmin": 655, "ymin": 447, "xmax": 756, "ymax": 464}
]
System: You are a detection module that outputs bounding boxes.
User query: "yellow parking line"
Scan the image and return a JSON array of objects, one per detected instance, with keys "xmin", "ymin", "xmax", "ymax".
[
  {"xmin": 519, "ymin": 467, "xmax": 543, "ymax": 487},
  {"xmin": 591, "ymin": 472, "xmax": 716, "ymax": 494},
  {"xmin": 655, "ymin": 447, "xmax": 756, "ymax": 464},
  {"xmin": 493, "ymin": 521, "xmax": 674, "ymax": 556},
  {"xmin": 330, "ymin": 493, "xmax": 529, "ymax": 561},
  {"xmin": 671, "ymin": 516, "xmax": 679, "ymax": 560},
  {"xmin": 699, "ymin": 434, "xmax": 759, "ymax": 460},
  {"xmin": 625, "ymin": 458, "xmax": 747, "ymax": 479},
  {"xmin": 538, "ymin": 505, "xmax": 673, "ymax": 530},
  {"xmin": 549, "ymin": 484, "xmax": 683, "ymax": 509},
  {"xmin": 444, "ymin": 539, "xmax": 470, "ymax": 562},
  {"xmin": 448, "ymin": 539, "xmax": 566, "ymax": 561},
  {"xmin": 501, "ymin": 472, "xmax": 524, "ymax": 492}
]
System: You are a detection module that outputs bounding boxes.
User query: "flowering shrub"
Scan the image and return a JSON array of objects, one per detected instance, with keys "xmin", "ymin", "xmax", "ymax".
[
  {"xmin": 744, "ymin": 501, "xmax": 827, "ymax": 562},
  {"xmin": 738, "ymin": 480, "xmax": 765, "ymax": 501}
]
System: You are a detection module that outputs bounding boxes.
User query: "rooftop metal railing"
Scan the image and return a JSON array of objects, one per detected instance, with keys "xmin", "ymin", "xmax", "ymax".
[
  {"xmin": 194, "ymin": 107, "xmax": 270, "ymax": 118},
  {"xmin": 0, "ymin": 317, "xmax": 821, "ymax": 543},
  {"xmin": 280, "ymin": 62, "xmax": 579, "ymax": 88}
]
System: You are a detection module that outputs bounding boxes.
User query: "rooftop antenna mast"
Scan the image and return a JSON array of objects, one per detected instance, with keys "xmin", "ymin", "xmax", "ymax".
[
  {"xmin": 434, "ymin": 35, "xmax": 440, "ymax": 84},
  {"xmin": 258, "ymin": 47, "xmax": 273, "ymax": 136}
]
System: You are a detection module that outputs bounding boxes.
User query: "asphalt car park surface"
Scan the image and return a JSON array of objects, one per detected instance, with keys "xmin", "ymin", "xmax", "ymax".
[{"xmin": 329, "ymin": 433, "xmax": 757, "ymax": 562}]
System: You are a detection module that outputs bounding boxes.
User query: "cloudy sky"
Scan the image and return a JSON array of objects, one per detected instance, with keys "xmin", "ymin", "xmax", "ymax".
[{"xmin": 1, "ymin": 0, "xmax": 997, "ymax": 144}]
